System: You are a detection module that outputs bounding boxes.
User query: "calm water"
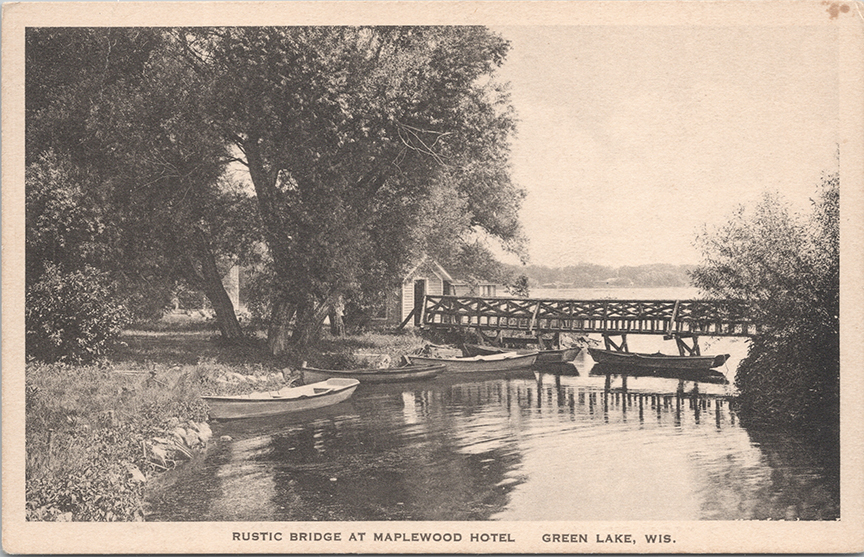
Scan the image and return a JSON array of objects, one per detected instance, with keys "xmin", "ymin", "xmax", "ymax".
[{"xmin": 146, "ymin": 360, "xmax": 839, "ymax": 521}]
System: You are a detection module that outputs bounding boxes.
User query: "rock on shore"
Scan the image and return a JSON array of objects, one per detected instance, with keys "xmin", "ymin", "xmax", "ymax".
[{"xmin": 146, "ymin": 418, "xmax": 213, "ymax": 470}]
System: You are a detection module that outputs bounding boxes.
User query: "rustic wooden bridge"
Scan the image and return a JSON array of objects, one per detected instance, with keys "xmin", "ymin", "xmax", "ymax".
[{"xmin": 420, "ymin": 296, "xmax": 756, "ymax": 356}]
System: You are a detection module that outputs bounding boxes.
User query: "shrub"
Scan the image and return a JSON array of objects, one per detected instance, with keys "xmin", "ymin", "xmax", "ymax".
[
  {"xmin": 26, "ymin": 426, "xmax": 147, "ymax": 522},
  {"xmin": 692, "ymin": 173, "xmax": 839, "ymax": 431},
  {"xmin": 26, "ymin": 264, "xmax": 132, "ymax": 363}
]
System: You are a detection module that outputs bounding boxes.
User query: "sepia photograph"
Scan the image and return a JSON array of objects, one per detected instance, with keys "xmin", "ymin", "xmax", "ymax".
[{"xmin": 3, "ymin": 1, "xmax": 863, "ymax": 553}]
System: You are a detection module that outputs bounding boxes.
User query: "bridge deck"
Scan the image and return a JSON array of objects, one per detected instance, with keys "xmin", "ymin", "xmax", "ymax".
[{"xmin": 421, "ymin": 296, "xmax": 757, "ymax": 337}]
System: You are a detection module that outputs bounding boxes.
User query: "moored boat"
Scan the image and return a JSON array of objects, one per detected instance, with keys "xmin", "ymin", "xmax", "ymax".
[
  {"xmin": 463, "ymin": 343, "xmax": 579, "ymax": 364},
  {"xmin": 301, "ymin": 363, "xmax": 445, "ymax": 384},
  {"xmin": 406, "ymin": 351, "xmax": 538, "ymax": 373},
  {"xmin": 589, "ymin": 363, "xmax": 729, "ymax": 384},
  {"xmin": 536, "ymin": 348, "xmax": 581, "ymax": 364},
  {"xmin": 587, "ymin": 348, "xmax": 729, "ymax": 370},
  {"xmin": 202, "ymin": 378, "xmax": 359, "ymax": 420}
]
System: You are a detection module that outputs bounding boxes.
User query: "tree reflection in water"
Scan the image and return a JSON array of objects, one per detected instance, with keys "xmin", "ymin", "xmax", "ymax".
[{"xmin": 146, "ymin": 371, "xmax": 839, "ymax": 521}]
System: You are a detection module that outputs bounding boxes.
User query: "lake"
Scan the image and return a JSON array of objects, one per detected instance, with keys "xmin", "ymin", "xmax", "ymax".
[
  {"xmin": 145, "ymin": 288, "xmax": 837, "ymax": 522},
  {"xmin": 146, "ymin": 360, "xmax": 839, "ymax": 521}
]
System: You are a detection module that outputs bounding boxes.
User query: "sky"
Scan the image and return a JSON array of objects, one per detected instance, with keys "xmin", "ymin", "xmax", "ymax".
[{"xmin": 491, "ymin": 25, "xmax": 839, "ymax": 268}]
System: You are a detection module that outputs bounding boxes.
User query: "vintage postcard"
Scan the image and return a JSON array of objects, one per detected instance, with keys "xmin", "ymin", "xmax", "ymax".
[{"xmin": 3, "ymin": 1, "xmax": 863, "ymax": 553}]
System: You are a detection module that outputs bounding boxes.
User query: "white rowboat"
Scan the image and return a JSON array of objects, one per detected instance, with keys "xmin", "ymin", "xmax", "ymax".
[
  {"xmin": 301, "ymin": 363, "xmax": 445, "ymax": 384},
  {"xmin": 202, "ymin": 378, "xmax": 359, "ymax": 420},
  {"xmin": 405, "ymin": 351, "xmax": 538, "ymax": 373}
]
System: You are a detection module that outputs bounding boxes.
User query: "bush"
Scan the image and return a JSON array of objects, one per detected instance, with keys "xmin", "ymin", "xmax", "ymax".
[
  {"xmin": 26, "ymin": 426, "xmax": 147, "ymax": 522},
  {"xmin": 26, "ymin": 264, "xmax": 132, "ymax": 363},
  {"xmin": 692, "ymin": 173, "xmax": 839, "ymax": 431}
]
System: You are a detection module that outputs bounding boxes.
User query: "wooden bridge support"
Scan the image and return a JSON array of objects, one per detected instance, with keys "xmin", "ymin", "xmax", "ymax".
[
  {"xmin": 671, "ymin": 334, "xmax": 701, "ymax": 356},
  {"xmin": 603, "ymin": 333, "xmax": 629, "ymax": 352}
]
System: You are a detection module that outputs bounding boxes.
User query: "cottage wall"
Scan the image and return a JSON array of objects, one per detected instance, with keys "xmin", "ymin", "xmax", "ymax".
[{"xmin": 400, "ymin": 282, "xmax": 414, "ymax": 323}]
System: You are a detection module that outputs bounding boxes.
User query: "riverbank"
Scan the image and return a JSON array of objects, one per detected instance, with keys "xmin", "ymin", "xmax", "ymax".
[{"xmin": 25, "ymin": 323, "xmax": 427, "ymax": 521}]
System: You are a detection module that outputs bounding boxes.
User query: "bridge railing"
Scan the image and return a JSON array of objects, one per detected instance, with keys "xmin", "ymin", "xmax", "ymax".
[{"xmin": 422, "ymin": 296, "xmax": 757, "ymax": 337}]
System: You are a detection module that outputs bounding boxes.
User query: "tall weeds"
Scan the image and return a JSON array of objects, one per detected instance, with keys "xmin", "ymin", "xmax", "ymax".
[{"xmin": 25, "ymin": 361, "xmax": 207, "ymax": 521}]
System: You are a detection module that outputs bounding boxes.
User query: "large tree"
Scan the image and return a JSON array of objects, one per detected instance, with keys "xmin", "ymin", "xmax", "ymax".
[
  {"xmin": 179, "ymin": 27, "xmax": 525, "ymax": 353},
  {"xmin": 691, "ymin": 173, "xmax": 839, "ymax": 433},
  {"xmin": 26, "ymin": 28, "xmax": 252, "ymax": 339},
  {"xmin": 26, "ymin": 27, "xmax": 527, "ymax": 353}
]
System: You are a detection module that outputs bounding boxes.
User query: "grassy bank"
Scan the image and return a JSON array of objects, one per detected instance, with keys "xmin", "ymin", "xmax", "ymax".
[{"xmin": 25, "ymin": 323, "xmax": 427, "ymax": 521}]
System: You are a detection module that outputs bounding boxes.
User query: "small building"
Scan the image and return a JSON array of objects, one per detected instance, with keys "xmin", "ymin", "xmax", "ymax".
[
  {"xmin": 385, "ymin": 257, "xmax": 501, "ymax": 328},
  {"xmin": 448, "ymin": 282, "xmax": 498, "ymax": 298}
]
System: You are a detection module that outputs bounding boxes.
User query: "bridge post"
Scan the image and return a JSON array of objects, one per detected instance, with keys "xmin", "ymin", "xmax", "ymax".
[
  {"xmin": 603, "ymin": 333, "xmax": 629, "ymax": 352},
  {"xmin": 674, "ymin": 335, "xmax": 701, "ymax": 356},
  {"xmin": 536, "ymin": 331, "xmax": 547, "ymax": 350}
]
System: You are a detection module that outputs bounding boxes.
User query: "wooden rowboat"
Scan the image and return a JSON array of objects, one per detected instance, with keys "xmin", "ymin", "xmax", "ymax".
[
  {"xmin": 587, "ymin": 348, "xmax": 729, "ymax": 370},
  {"xmin": 462, "ymin": 344, "xmax": 580, "ymax": 364},
  {"xmin": 301, "ymin": 363, "xmax": 445, "ymax": 384},
  {"xmin": 589, "ymin": 363, "xmax": 729, "ymax": 384},
  {"xmin": 406, "ymin": 351, "xmax": 538, "ymax": 373},
  {"xmin": 202, "ymin": 378, "xmax": 359, "ymax": 420}
]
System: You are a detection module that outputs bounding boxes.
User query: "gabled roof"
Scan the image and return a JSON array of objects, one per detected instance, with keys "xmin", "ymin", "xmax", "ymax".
[{"xmin": 404, "ymin": 255, "xmax": 454, "ymax": 283}]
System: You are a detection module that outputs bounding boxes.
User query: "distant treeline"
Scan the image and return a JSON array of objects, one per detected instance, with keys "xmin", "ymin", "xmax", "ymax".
[{"xmin": 504, "ymin": 263, "xmax": 695, "ymax": 288}]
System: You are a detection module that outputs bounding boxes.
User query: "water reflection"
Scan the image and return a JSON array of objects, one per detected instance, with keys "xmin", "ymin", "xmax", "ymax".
[{"xmin": 146, "ymin": 368, "xmax": 839, "ymax": 521}]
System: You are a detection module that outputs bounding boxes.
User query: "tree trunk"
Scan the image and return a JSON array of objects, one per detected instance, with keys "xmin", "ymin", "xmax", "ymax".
[
  {"xmin": 267, "ymin": 292, "xmax": 339, "ymax": 355},
  {"xmin": 293, "ymin": 298, "xmax": 334, "ymax": 350},
  {"xmin": 190, "ymin": 229, "xmax": 244, "ymax": 341},
  {"xmin": 329, "ymin": 294, "xmax": 345, "ymax": 336},
  {"xmin": 244, "ymin": 142, "xmax": 342, "ymax": 352},
  {"xmin": 267, "ymin": 297, "xmax": 295, "ymax": 356}
]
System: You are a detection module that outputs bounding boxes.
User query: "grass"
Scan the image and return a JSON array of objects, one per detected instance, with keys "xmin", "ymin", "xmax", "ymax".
[
  {"xmin": 304, "ymin": 330, "xmax": 429, "ymax": 368},
  {"xmin": 25, "ymin": 320, "xmax": 429, "ymax": 521},
  {"xmin": 25, "ymin": 361, "xmax": 210, "ymax": 521}
]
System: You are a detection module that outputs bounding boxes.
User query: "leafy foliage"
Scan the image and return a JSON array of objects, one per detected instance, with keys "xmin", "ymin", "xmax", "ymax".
[
  {"xmin": 691, "ymin": 173, "xmax": 839, "ymax": 431},
  {"xmin": 26, "ymin": 426, "xmax": 147, "ymax": 522},
  {"xmin": 24, "ymin": 150, "xmax": 133, "ymax": 363},
  {"xmin": 27, "ymin": 27, "xmax": 527, "ymax": 351},
  {"xmin": 26, "ymin": 28, "xmax": 257, "ymax": 336},
  {"xmin": 178, "ymin": 26, "xmax": 525, "ymax": 349},
  {"xmin": 25, "ymin": 151, "xmax": 109, "ymax": 283},
  {"xmin": 26, "ymin": 264, "xmax": 132, "ymax": 363},
  {"xmin": 505, "ymin": 274, "xmax": 531, "ymax": 298}
]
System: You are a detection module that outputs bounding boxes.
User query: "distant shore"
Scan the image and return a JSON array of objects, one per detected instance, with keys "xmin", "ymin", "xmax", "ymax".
[{"xmin": 529, "ymin": 286, "xmax": 700, "ymax": 300}]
